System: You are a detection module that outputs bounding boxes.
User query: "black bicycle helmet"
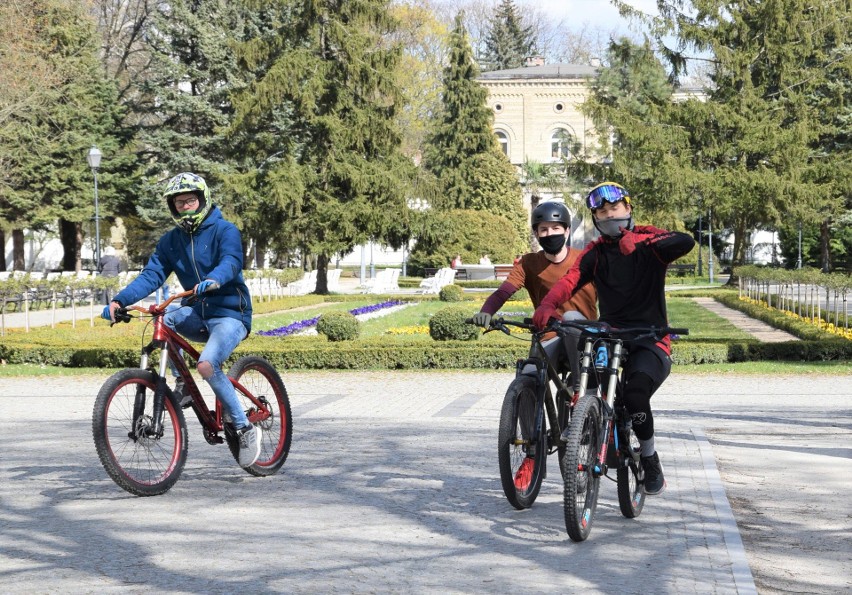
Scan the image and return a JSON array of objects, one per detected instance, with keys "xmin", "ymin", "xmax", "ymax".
[{"xmin": 531, "ymin": 201, "xmax": 571, "ymax": 231}]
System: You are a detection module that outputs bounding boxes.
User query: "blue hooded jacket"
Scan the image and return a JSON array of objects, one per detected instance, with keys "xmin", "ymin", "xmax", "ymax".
[{"xmin": 113, "ymin": 206, "xmax": 252, "ymax": 333}]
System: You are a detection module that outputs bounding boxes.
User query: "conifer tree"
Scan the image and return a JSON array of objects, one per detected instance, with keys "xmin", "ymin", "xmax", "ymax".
[
  {"xmin": 424, "ymin": 13, "xmax": 526, "ymax": 252},
  {"xmin": 229, "ymin": 0, "xmax": 415, "ymax": 293},
  {"xmin": 482, "ymin": 0, "xmax": 536, "ymax": 71},
  {"xmin": 126, "ymin": 0, "xmax": 253, "ymax": 256},
  {"xmin": 620, "ymin": 0, "xmax": 852, "ymax": 270},
  {"xmin": 0, "ymin": 0, "xmax": 126, "ymax": 270},
  {"xmin": 578, "ymin": 38, "xmax": 690, "ymax": 213}
]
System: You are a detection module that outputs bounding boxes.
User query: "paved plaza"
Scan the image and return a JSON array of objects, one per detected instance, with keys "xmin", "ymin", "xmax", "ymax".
[{"xmin": 1, "ymin": 370, "xmax": 850, "ymax": 593}]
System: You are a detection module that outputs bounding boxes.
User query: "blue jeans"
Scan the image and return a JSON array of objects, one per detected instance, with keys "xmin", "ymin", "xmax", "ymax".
[{"xmin": 164, "ymin": 306, "xmax": 250, "ymax": 428}]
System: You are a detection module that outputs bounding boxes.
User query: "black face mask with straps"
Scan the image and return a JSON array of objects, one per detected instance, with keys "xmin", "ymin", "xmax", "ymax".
[{"xmin": 538, "ymin": 234, "xmax": 567, "ymax": 255}]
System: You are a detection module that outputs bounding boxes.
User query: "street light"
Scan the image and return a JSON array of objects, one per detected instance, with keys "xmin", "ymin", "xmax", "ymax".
[{"xmin": 86, "ymin": 146, "xmax": 102, "ymax": 270}]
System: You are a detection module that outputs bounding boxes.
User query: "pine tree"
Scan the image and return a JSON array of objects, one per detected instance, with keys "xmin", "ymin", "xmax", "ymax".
[
  {"xmin": 577, "ymin": 38, "xmax": 690, "ymax": 214},
  {"xmin": 0, "ymin": 0, "xmax": 126, "ymax": 271},
  {"xmin": 482, "ymin": 0, "xmax": 536, "ymax": 71},
  {"xmin": 127, "ymin": 0, "xmax": 253, "ymax": 249},
  {"xmin": 424, "ymin": 13, "xmax": 526, "ymax": 252},
  {"xmin": 229, "ymin": 0, "xmax": 415, "ymax": 293},
  {"xmin": 639, "ymin": 0, "xmax": 852, "ymax": 270}
]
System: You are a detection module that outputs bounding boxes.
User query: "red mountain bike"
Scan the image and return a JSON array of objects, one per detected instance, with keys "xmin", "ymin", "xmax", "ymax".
[{"xmin": 92, "ymin": 290, "xmax": 292, "ymax": 496}]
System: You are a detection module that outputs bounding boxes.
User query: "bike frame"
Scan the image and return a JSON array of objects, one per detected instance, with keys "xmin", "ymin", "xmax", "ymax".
[
  {"xmin": 122, "ymin": 291, "xmax": 271, "ymax": 445},
  {"xmin": 576, "ymin": 334, "xmax": 625, "ymax": 477},
  {"xmin": 495, "ymin": 321, "xmax": 575, "ymax": 455}
]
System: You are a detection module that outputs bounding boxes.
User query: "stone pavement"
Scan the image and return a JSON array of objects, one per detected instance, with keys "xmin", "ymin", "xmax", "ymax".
[
  {"xmin": 691, "ymin": 297, "xmax": 799, "ymax": 342},
  {"xmin": 0, "ymin": 372, "xmax": 748, "ymax": 594},
  {"xmin": 3, "ymin": 371, "xmax": 849, "ymax": 593}
]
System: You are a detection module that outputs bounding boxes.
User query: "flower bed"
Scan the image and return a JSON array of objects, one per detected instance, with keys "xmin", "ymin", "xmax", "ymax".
[{"xmin": 258, "ymin": 300, "xmax": 408, "ymax": 337}]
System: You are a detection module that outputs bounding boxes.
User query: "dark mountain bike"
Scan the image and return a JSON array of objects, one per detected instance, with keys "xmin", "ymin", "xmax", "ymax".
[
  {"xmin": 92, "ymin": 290, "xmax": 292, "ymax": 496},
  {"xmin": 557, "ymin": 320, "xmax": 688, "ymax": 542},
  {"xmin": 470, "ymin": 317, "xmax": 579, "ymax": 510}
]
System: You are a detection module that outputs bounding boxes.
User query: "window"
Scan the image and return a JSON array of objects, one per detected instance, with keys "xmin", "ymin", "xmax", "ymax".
[
  {"xmin": 493, "ymin": 102, "xmax": 503, "ymax": 113},
  {"xmin": 554, "ymin": 102, "xmax": 565, "ymax": 113},
  {"xmin": 550, "ymin": 128, "xmax": 576, "ymax": 160},
  {"xmin": 495, "ymin": 131, "xmax": 509, "ymax": 156}
]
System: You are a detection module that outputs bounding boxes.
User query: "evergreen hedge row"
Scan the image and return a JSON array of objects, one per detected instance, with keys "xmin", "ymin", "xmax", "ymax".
[{"xmin": 2, "ymin": 337, "xmax": 848, "ymax": 369}]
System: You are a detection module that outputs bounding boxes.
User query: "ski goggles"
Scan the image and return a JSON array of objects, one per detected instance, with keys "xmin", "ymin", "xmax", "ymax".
[{"xmin": 586, "ymin": 183, "xmax": 631, "ymax": 210}]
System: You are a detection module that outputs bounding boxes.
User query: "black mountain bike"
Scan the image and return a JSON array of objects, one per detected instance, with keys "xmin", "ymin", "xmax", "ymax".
[
  {"xmin": 557, "ymin": 320, "xmax": 688, "ymax": 542},
  {"xmin": 471, "ymin": 317, "xmax": 578, "ymax": 510}
]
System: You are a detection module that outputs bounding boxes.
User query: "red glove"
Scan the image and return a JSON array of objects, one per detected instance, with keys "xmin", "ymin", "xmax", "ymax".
[
  {"xmin": 533, "ymin": 304, "xmax": 558, "ymax": 330},
  {"xmin": 619, "ymin": 228, "xmax": 637, "ymax": 255}
]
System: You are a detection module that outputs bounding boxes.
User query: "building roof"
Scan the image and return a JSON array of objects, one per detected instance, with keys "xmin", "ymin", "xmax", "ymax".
[{"xmin": 478, "ymin": 63, "xmax": 599, "ymax": 80}]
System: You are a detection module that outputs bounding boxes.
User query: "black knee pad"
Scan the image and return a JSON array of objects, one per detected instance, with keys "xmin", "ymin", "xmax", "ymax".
[{"xmin": 622, "ymin": 372, "xmax": 656, "ymax": 440}]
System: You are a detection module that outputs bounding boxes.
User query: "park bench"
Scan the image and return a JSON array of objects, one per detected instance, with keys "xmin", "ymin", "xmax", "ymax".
[
  {"xmin": 288, "ymin": 270, "xmax": 318, "ymax": 295},
  {"xmin": 419, "ymin": 267, "xmax": 456, "ymax": 294},
  {"xmin": 494, "ymin": 264, "xmax": 513, "ymax": 280},
  {"xmin": 667, "ymin": 263, "xmax": 696, "ymax": 277},
  {"xmin": 362, "ymin": 268, "xmax": 400, "ymax": 294}
]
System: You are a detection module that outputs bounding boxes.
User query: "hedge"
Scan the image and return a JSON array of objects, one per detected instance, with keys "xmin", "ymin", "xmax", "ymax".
[{"xmin": 2, "ymin": 338, "xmax": 848, "ymax": 370}]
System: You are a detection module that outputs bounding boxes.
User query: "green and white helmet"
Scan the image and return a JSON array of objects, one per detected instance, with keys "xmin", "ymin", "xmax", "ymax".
[{"xmin": 163, "ymin": 172, "xmax": 212, "ymax": 233}]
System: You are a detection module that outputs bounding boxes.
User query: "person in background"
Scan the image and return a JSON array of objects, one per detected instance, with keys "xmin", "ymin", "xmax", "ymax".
[
  {"xmin": 532, "ymin": 182, "xmax": 695, "ymax": 495},
  {"xmin": 479, "ymin": 254, "xmax": 491, "ymax": 266},
  {"xmin": 98, "ymin": 246, "xmax": 121, "ymax": 302},
  {"xmin": 101, "ymin": 172, "xmax": 260, "ymax": 468},
  {"xmin": 451, "ymin": 254, "xmax": 462, "ymax": 269}
]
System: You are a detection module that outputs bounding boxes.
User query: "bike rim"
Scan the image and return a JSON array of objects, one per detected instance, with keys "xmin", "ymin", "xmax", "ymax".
[
  {"xmin": 236, "ymin": 366, "xmax": 287, "ymax": 466},
  {"xmin": 105, "ymin": 380, "xmax": 180, "ymax": 486}
]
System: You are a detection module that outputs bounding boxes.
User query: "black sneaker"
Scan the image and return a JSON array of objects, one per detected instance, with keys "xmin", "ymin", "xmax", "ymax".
[
  {"xmin": 173, "ymin": 379, "xmax": 192, "ymax": 409},
  {"xmin": 641, "ymin": 452, "xmax": 666, "ymax": 495}
]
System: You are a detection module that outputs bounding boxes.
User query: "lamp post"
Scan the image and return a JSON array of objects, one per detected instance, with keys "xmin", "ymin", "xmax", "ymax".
[{"xmin": 86, "ymin": 146, "xmax": 102, "ymax": 270}]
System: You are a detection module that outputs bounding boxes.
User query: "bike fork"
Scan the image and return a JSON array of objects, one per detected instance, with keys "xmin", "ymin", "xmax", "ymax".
[{"xmin": 592, "ymin": 419, "xmax": 613, "ymax": 476}]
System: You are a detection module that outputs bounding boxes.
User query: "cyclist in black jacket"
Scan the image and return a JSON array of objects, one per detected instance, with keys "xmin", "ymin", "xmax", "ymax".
[{"xmin": 533, "ymin": 182, "xmax": 695, "ymax": 495}]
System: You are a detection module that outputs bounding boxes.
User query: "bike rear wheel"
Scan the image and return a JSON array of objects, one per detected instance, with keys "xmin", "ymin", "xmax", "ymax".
[
  {"xmin": 616, "ymin": 414, "xmax": 646, "ymax": 518},
  {"xmin": 92, "ymin": 369, "xmax": 188, "ymax": 496},
  {"xmin": 562, "ymin": 395, "xmax": 602, "ymax": 542},
  {"xmin": 498, "ymin": 376, "xmax": 546, "ymax": 510},
  {"xmin": 226, "ymin": 356, "xmax": 292, "ymax": 476}
]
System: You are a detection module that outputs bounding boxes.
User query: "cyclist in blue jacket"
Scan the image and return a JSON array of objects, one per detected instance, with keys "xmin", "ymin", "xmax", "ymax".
[{"xmin": 102, "ymin": 172, "xmax": 259, "ymax": 467}]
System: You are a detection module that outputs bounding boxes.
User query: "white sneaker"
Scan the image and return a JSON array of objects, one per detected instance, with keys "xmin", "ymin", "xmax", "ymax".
[{"xmin": 237, "ymin": 424, "xmax": 262, "ymax": 467}]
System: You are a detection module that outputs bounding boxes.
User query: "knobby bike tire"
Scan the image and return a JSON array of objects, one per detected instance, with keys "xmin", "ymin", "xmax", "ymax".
[
  {"xmin": 616, "ymin": 412, "xmax": 646, "ymax": 518},
  {"xmin": 92, "ymin": 369, "xmax": 188, "ymax": 496},
  {"xmin": 225, "ymin": 356, "xmax": 292, "ymax": 476},
  {"xmin": 497, "ymin": 376, "xmax": 546, "ymax": 510},
  {"xmin": 562, "ymin": 395, "xmax": 602, "ymax": 542}
]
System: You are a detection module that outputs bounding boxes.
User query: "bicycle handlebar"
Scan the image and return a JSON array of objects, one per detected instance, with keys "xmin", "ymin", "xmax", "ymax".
[
  {"xmin": 466, "ymin": 316, "xmax": 688, "ymax": 340},
  {"xmin": 111, "ymin": 289, "xmax": 197, "ymax": 325}
]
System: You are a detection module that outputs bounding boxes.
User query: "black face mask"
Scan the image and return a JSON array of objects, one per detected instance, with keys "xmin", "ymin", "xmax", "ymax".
[{"xmin": 538, "ymin": 234, "xmax": 566, "ymax": 255}]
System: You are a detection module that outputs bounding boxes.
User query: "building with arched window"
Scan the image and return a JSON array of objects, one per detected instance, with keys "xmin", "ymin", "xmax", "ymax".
[{"xmin": 479, "ymin": 61, "xmax": 602, "ymax": 247}]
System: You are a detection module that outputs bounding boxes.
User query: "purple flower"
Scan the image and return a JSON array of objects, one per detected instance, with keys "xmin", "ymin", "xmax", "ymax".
[
  {"xmin": 258, "ymin": 316, "xmax": 320, "ymax": 337},
  {"xmin": 258, "ymin": 300, "xmax": 407, "ymax": 337}
]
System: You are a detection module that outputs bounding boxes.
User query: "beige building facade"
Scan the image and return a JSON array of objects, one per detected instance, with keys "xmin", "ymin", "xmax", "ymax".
[{"xmin": 479, "ymin": 62, "xmax": 603, "ymax": 246}]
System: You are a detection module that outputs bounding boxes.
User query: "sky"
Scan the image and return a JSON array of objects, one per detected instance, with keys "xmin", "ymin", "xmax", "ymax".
[{"xmin": 516, "ymin": 0, "xmax": 660, "ymax": 35}]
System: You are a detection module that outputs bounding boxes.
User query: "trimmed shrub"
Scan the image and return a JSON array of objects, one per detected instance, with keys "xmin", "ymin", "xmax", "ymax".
[
  {"xmin": 439, "ymin": 284, "xmax": 465, "ymax": 302},
  {"xmin": 429, "ymin": 306, "xmax": 479, "ymax": 341},
  {"xmin": 316, "ymin": 311, "xmax": 359, "ymax": 341}
]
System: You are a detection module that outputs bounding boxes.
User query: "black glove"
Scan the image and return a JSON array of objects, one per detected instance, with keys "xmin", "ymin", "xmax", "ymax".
[{"xmin": 471, "ymin": 311, "xmax": 492, "ymax": 328}]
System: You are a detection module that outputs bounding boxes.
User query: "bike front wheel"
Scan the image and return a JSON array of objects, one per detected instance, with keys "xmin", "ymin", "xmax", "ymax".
[
  {"xmin": 498, "ymin": 376, "xmax": 546, "ymax": 510},
  {"xmin": 92, "ymin": 369, "xmax": 188, "ymax": 496},
  {"xmin": 562, "ymin": 395, "xmax": 602, "ymax": 542},
  {"xmin": 616, "ymin": 414, "xmax": 646, "ymax": 518},
  {"xmin": 226, "ymin": 356, "xmax": 292, "ymax": 476}
]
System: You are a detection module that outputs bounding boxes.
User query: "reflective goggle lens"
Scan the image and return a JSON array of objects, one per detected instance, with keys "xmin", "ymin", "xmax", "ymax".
[{"xmin": 587, "ymin": 184, "xmax": 630, "ymax": 210}]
